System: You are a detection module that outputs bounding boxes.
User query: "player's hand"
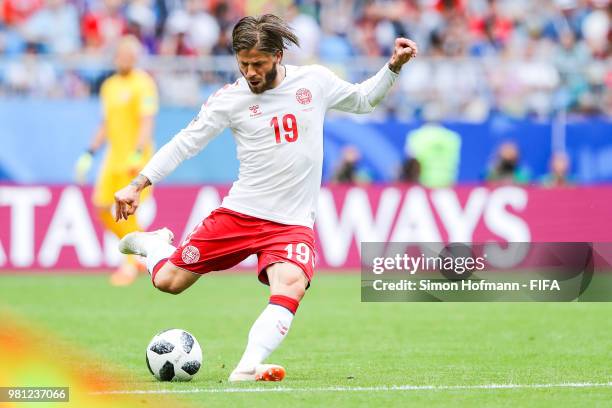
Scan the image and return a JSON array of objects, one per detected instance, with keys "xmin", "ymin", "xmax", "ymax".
[
  {"xmin": 114, "ymin": 184, "xmax": 140, "ymax": 221},
  {"xmin": 388, "ymin": 38, "xmax": 418, "ymax": 74},
  {"xmin": 74, "ymin": 151, "xmax": 93, "ymax": 185}
]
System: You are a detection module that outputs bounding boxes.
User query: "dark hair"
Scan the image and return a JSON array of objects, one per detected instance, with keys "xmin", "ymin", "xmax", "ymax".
[{"xmin": 232, "ymin": 14, "xmax": 299, "ymax": 55}]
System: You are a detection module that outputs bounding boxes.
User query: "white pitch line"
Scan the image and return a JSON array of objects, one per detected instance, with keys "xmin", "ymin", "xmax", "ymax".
[{"xmin": 91, "ymin": 382, "xmax": 612, "ymax": 395}]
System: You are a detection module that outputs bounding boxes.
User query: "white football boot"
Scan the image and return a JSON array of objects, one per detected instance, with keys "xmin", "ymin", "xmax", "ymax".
[
  {"xmin": 228, "ymin": 364, "xmax": 286, "ymax": 382},
  {"xmin": 118, "ymin": 228, "xmax": 174, "ymax": 257}
]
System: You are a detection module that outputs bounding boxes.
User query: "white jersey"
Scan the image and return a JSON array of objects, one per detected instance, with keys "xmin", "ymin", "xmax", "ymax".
[{"xmin": 141, "ymin": 64, "xmax": 398, "ymax": 227}]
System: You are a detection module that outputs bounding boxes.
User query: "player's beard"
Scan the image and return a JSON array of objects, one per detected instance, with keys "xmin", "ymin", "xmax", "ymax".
[{"xmin": 247, "ymin": 65, "xmax": 278, "ymax": 94}]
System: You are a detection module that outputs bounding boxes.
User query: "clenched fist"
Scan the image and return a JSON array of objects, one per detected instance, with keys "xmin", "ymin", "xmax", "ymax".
[{"xmin": 388, "ymin": 38, "xmax": 418, "ymax": 74}]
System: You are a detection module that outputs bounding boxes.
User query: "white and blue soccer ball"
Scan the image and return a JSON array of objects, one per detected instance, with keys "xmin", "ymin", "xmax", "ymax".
[{"xmin": 146, "ymin": 329, "xmax": 202, "ymax": 381}]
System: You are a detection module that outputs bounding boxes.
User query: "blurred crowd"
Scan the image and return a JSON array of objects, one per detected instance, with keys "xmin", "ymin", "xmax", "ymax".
[{"xmin": 0, "ymin": 0, "xmax": 610, "ymax": 118}]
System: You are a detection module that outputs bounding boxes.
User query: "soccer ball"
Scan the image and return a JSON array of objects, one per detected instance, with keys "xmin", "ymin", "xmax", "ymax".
[{"xmin": 145, "ymin": 329, "xmax": 202, "ymax": 381}]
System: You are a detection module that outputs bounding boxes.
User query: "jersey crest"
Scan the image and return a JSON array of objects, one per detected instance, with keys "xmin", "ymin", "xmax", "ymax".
[{"xmin": 296, "ymin": 88, "xmax": 312, "ymax": 105}]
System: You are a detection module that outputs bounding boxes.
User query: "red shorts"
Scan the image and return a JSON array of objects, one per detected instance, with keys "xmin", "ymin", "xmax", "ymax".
[{"xmin": 168, "ymin": 207, "xmax": 316, "ymax": 285}]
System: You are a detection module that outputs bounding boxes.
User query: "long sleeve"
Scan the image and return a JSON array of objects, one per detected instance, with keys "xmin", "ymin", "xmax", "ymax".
[
  {"xmin": 319, "ymin": 64, "xmax": 399, "ymax": 113},
  {"xmin": 141, "ymin": 93, "xmax": 230, "ymax": 184}
]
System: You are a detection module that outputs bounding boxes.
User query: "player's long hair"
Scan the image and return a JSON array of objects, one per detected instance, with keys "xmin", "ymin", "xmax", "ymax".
[{"xmin": 232, "ymin": 14, "xmax": 300, "ymax": 55}]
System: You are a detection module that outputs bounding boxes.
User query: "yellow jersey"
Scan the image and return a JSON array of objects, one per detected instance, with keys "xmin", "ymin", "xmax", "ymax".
[{"xmin": 100, "ymin": 69, "xmax": 158, "ymax": 172}]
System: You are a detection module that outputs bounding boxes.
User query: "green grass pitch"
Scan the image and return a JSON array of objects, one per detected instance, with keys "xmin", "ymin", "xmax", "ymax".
[{"xmin": 1, "ymin": 273, "xmax": 612, "ymax": 407}]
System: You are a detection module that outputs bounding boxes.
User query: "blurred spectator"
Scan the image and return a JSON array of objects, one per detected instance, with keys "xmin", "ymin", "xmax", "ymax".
[
  {"xmin": 332, "ymin": 146, "xmax": 371, "ymax": 185},
  {"xmin": 285, "ymin": 4, "xmax": 320, "ymax": 63},
  {"xmin": 398, "ymin": 157, "xmax": 421, "ymax": 184},
  {"xmin": 1, "ymin": 0, "xmax": 42, "ymax": 27},
  {"xmin": 554, "ymin": 30, "xmax": 592, "ymax": 110},
  {"xmin": 541, "ymin": 151, "xmax": 573, "ymax": 187},
  {"xmin": 5, "ymin": 42, "xmax": 57, "ymax": 96},
  {"xmin": 23, "ymin": 0, "xmax": 80, "ymax": 54},
  {"xmin": 487, "ymin": 141, "xmax": 530, "ymax": 184},
  {"xmin": 469, "ymin": 0, "xmax": 513, "ymax": 51},
  {"xmin": 125, "ymin": 0, "xmax": 157, "ymax": 54},
  {"xmin": 582, "ymin": 6, "xmax": 609, "ymax": 59},
  {"xmin": 517, "ymin": 40, "xmax": 561, "ymax": 118},
  {"xmin": 81, "ymin": 0, "xmax": 127, "ymax": 52},
  {"xmin": 164, "ymin": 0, "xmax": 220, "ymax": 56},
  {"xmin": 210, "ymin": 0, "xmax": 239, "ymax": 55},
  {"xmin": 403, "ymin": 111, "xmax": 461, "ymax": 188},
  {"xmin": 159, "ymin": 9, "xmax": 195, "ymax": 56}
]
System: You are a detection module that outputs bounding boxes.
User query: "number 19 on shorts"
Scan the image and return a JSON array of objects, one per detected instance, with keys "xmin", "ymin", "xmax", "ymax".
[{"xmin": 285, "ymin": 243, "xmax": 314, "ymax": 267}]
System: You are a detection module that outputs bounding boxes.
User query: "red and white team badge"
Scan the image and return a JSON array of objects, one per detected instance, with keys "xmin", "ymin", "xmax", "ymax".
[
  {"xmin": 296, "ymin": 88, "xmax": 312, "ymax": 105},
  {"xmin": 181, "ymin": 245, "xmax": 200, "ymax": 264}
]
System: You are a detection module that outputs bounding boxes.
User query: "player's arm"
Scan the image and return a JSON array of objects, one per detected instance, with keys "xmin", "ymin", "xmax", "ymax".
[
  {"xmin": 114, "ymin": 92, "xmax": 230, "ymax": 221},
  {"xmin": 136, "ymin": 115, "xmax": 155, "ymax": 152},
  {"xmin": 129, "ymin": 77, "xmax": 159, "ymax": 171},
  {"xmin": 127, "ymin": 115, "xmax": 155, "ymax": 174},
  {"xmin": 75, "ymin": 79, "xmax": 110, "ymax": 184},
  {"xmin": 75, "ymin": 123, "xmax": 106, "ymax": 184},
  {"xmin": 136, "ymin": 77, "xmax": 158, "ymax": 152},
  {"xmin": 324, "ymin": 38, "xmax": 418, "ymax": 114},
  {"xmin": 88, "ymin": 123, "xmax": 107, "ymax": 153}
]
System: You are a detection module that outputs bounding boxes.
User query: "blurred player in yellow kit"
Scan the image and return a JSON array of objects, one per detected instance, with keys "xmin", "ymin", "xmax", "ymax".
[{"xmin": 75, "ymin": 35, "xmax": 158, "ymax": 286}]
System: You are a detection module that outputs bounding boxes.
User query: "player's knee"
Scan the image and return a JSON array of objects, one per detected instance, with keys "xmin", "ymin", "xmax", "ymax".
[
  {"xmin": 155, "ymin": 281, "xmax": 185, "ymax": 295},
  {"xmin": 153, "ymin": 273, "xmax": 184, "ymax": 295},
  {"xmin": 153, "ymin": 264, "xmax": 199, "ymax": 295}
]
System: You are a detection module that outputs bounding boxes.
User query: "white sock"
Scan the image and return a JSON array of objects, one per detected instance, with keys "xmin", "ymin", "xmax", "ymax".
[
  {"xmin": 144, "ymin": 241, "xmax": 176, "ymax": 276},
  {"xmin": 235, "ymin": 304, "xmax": 294, "ymax": 372}
]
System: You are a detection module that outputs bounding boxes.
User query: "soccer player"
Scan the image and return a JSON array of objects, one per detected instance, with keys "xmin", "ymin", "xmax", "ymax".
[
  {"xmin": 115, "ymin": 14, "xmax": 417, "ymax": 381},
  {"xmin": 75, "ymin": 35, "xmax": 159, "ymax": 286}
]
